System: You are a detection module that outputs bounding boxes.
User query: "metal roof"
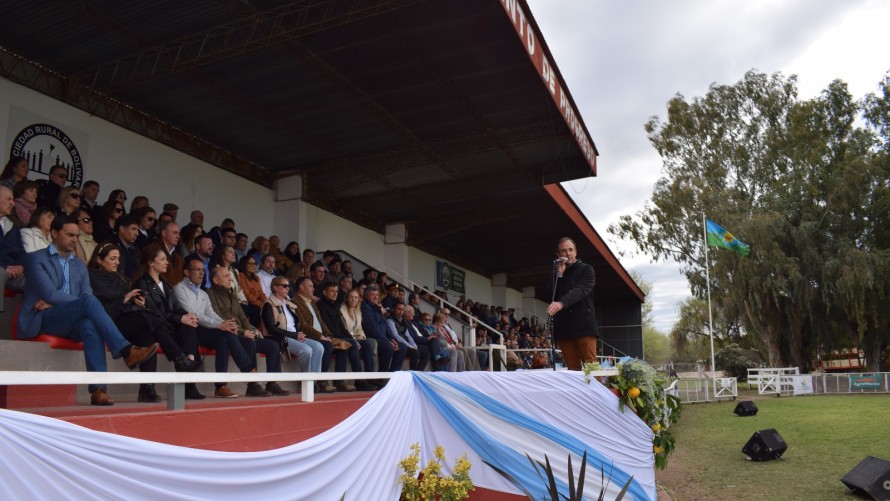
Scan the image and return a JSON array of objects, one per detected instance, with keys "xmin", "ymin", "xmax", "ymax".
[{"xmin": 0, "ymin": 0, "xmax": 642, "ymax": 303}]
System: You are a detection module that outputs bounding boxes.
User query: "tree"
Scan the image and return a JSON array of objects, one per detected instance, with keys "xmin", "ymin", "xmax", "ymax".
[
  {"xmin": 629, "ymin": 270, "xmax": 673, "ymax": 364},
  {"xmin": 612, "ymin": 70, "xmax": 890, "ymax": 370}
]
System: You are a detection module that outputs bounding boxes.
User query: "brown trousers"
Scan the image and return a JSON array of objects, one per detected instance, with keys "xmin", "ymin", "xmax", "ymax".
[{"xmin": 557, "ymin": 336, "xmax": 598, "ymax": 370}]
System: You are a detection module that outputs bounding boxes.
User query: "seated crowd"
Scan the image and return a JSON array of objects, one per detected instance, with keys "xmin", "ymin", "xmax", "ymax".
[{"xmin": 0, "ymin": 157, "xmax": 503, "ymax": 406}]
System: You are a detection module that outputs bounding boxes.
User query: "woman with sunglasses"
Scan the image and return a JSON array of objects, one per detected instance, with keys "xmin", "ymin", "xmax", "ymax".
[
  {"xmin": 93, "ymin": 199, "xmax": 125, "ymax": 244},
  {"xmin": 73, "ymin": 208, "xmax": 97, "ymax": 263},
  {"xmin": 261, "ymin": 276, "xmax": 325, "ymax": 375},
  {"xmin": 56, "ymin": 186, "xmax": 82, "ymax": 217}
]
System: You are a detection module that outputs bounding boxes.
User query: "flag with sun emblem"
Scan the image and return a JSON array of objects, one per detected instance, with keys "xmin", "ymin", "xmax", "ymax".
[{"xmin": 706, "ymin": 219, "xmax": 750, "ymax": 256}]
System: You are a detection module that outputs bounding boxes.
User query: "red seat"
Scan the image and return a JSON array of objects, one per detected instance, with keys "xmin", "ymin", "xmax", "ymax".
[
  {"xmin": 11, "ymin": 304, "xmax": 85, "ymax": 350},
  {"xmin": 4, "ymin": 287, "xmax": 21, "ymax": 298}
]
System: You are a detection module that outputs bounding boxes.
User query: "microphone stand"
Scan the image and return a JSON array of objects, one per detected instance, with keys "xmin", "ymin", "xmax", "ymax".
[{"xmin": 547, "ymin": 260, "xmax": 562, "ymax": 371}]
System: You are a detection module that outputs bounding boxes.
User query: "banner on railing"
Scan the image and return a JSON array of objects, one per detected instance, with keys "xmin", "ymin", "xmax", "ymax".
[
  {"xmin": 436, "ymin": 260, "xmax": 466, "ymax": 294},
  {"xmin": 850, "ymin": 374, "xmax": 882, "ymax": 390},
  {"xmin": 788, "ymin": 375, "xmax": 814, "ymax": 395}
]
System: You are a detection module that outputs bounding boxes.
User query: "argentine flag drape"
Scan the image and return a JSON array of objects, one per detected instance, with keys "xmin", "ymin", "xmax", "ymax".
[
  {"xmin": 0, "ymin": 371, "xmax": 655, "ymax": 500},
  {"xmin": 705, "ymin": 219, "xmax": 750, "ymax": 256}
]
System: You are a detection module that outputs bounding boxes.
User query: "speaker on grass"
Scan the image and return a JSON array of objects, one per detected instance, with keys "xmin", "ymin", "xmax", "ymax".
[
  {"xmin": 841, "ymin": 456, "xmax": 890, "ymax": 501},
  {"xmin": 741, "ymin": 428, "xmax": 787, "ymax": 461},
  {"xmin": 733, "ymin": 400, "xmax": 758, "ymax": 416}
]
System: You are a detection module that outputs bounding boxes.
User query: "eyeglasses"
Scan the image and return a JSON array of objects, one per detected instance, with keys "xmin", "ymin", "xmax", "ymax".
[
  {"xmin": 80, "ymin": 217, "xmax": 92, "ymax": 223},
  {"xmin": 69, "ymin": 193, "xmax": 81, "ymax": 199},
  {"xmin": 146, "ymin": 217, "xmax": 155, "ymax": 222},
  {"xmin": 273, "ymin": 283, "xmax": 289, "ymax": 288}
]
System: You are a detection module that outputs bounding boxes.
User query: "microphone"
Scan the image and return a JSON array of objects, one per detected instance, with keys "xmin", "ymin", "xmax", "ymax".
[{"xmin": 553, "ymin": 257, "xmax": 569, "ymax": 263}]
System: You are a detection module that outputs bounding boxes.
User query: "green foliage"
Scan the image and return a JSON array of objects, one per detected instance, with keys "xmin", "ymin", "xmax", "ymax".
[
  {"xmin": 611, "ymin": 70, "xmax": 890, "ymax": 371},
  {"xmin": 584, "ymin": 359, "xmax": 682, "ymax": 469},
  {"xmin": 714, "ymin": 342, "xmax": 756, "ymax": 379}
]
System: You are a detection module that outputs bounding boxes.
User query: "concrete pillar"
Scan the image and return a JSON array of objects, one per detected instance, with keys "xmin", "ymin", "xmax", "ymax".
[
  {"xmin": 523, "ymin": 286, "xmax": 540, "ymax": 321},
  {"xmin": 492, "ymin": 272, "xmax": 507, "ymax": 310},
  {"xmin": 383, "ymin": 223, "xmax": 409, "ymax": 285},
  {"xmin": 273, "ymin": 174, "xmax": 306, "ymax": 247}
]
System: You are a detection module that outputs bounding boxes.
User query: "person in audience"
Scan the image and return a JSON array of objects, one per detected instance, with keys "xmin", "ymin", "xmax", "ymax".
[
  {"xmin": 56, "ymin": 186, "xmax": 82, "ymax": 217},
  {"xmin": 177, "ymin": 223, "xmax": 203, "ymax": 257},
  {"xmin": 405, "ymin": 305, "xmax": 447, "ymax": 371},
  {"xmin": 282, "ymin": 241, "xmax": 300, "ymax": 270},
  {"xmin": 219, "ymin": 227, "xmax": 237, "ymax": 253},
  {"xmin": 106, "ymin": 189, "xmax": 127, "ymax": 209},
  {"xmin": 326, "ymin": 258, "xmax": 344, "ymax": 285},
  {"xmin": 248, "ymin": 236, "xmax": 270, "ymax": 266},
  {"xmin": 129, "ymin": 195, "xmax": 149, "ymax": 213},
  {"xmin": 133, "ymin": 206, "xmax": 158, "ymax": 248},
  {"xmin": 318, "ymin": 281, "xmax": 370, "ymax": 391},
  {"xmin": 0, "ymin": 185, "xmax": 26, "ymax": 312},
  {"xmin": 440, "ymin": 308, "xmax": 484, "ymax": 370},
  {"xmin": 162, "ymin": 203, "xmax": 178, "ymax": 222},
  {"xmin": 174, "ymin": 256, "xmax": 262, "ymax": 398},
  {"xmin": 113, "ymin": 214, "xmax": 141, "ymax": 279},
  {"xmin": 212, "ymin": 244, "xmax": 257, "ymax": 326},
  {"xmin": 207, "ymin": 218, "xmax": 234, "ymax": 248},
  {"xmin": 286, "ymin": 248, "xmax": 314, "ymax": 281},
  {"xmin": 268, "ymin": 235, "xmax": 292, "ymax": 274},
  {"xmin": 0, "ymin": 156, "xmax": 29, "ymax": 190},
  {"xmin": 88, "ymin": 243, "xmax": 200, "ymax": 402},
  {"xmin": 186, "ymin": 234, "xmax": 214, "ymax": 288},
  {"xmin": 234, "ymin": 232, "xmax": 249, "ymax": 261},
  {"xmin": 361, "ymin": 284, "xmax": 407, "ymax": 377},
  {"xmin": 21, "ymin": 207, "xmax": 55, "ymax": 253},
  {"xmin": 207, "ymin": 266, "xmax": 289, "ymax": 397},
  {"xmin": 18, "ymin": 215, "xmax": 158, "ymax": 405},
  {"xmin": 132, "ymin": 243, "xmax": 205, "ymax": 399},
  {"xmin": 432, "ymin": 312, "xmax": 466, "ymax": 372},
  {"xmin": 387, "ymin": 301, "xmax": 429, "ymax": 371},
  {"xmin": 309, "ymin": 261, "xmax": 327, "ymax": 299},
  {"xmin": 13, "ymin": 180, "xmax": 39, "ymax": 224},
  {"xmin": 237, "ymin": 255, "xmax": 267, "ymax": 318},
  {"xmin": 155, "ymin": 220, "xmax": 185, "ymax": 285},
  {"xmin": 337, "ymin": 274, "xmax": 353, "ymax": 303},
  {"xmin": 80, "ymin": 180, "xmax": 100, "ymax": 217},
  {"xmin": 381, "ymin": 281, "xmax": 401, "ymax": 311},
  {"xmin": 73, "ymin": 208, "xmax": 97, "ymax": 264},
  {"xmin": 375, "ymin": 272, "xmax": 390, "ymax": 292},
  {"xmin": 340, "ymin": 289, "xmax": 377, "ymax": 375},
  {"xmin": 37, "ymin": 165, "xmax": 67, "ymax": 209},
  {"xmin": 181, "ymin": 210, "xmax": 204, "ymax": 235},
  {"xmin": 93, "ymin": 199, "xmax": 124, "ymax": 244},
  {"xmin": 357, "ymin": 267, "xmax": 377, "ymax": 288},
  {"xmin": 341, "ymin": 259, "xmax": 354, "ymax": 280},
  {"xmin": 261, "ymin": 275, "xmax": 325, "ymax": 377},
  {"xmin": 290, "ymin": 276, "xmax": 337, "ymax": 392},
  {"xmin": 258, "ymin": 253, "xmax": 277, "ymax": 298}
]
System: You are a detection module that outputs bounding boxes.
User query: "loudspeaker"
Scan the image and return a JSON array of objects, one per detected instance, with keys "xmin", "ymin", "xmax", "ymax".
[
  {"xmin": 734, "ymin": 400, "xmax": 758, "ymax": 416},
  {"xmin": 742, "ymin": 428, "xmax": 787, "ymax": 461},
  {"xmin": 841, "ymin": 456, "xmax": 890, "ymax": 501}
]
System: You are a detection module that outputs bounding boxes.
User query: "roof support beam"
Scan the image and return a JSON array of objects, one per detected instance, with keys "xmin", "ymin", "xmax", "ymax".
[{"xmin": 77, "ymin": 0, "xmax": 416, "ymax": 92}]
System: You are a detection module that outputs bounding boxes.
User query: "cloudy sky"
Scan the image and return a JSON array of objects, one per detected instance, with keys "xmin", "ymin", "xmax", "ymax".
[{"xmin": 525, "ymin": 0, "xmax": 890, "ymax": 333}]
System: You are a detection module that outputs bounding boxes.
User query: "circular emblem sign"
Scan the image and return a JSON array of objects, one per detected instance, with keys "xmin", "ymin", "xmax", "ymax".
[{"xmin": 10, "ymin": 123, "xmax": 84, "ymax": 187}]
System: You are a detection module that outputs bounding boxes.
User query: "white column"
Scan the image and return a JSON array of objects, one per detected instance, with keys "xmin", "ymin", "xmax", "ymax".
[
  {"xmin": 383, "ymin": 223, "xmax": 409, "ymax": 285},
  {"xmin": 273, "ymin": 174, "xmax": 306, "ymax": 247}
]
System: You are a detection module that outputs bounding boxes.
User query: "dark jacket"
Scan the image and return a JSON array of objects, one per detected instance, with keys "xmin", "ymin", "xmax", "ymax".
[
  {"xmin": 0, "ymin": 220, "xmax": 24, "ymax": 267},
  {"xmin": 547, "ymin": 258, "xmax": 598, "ymax": 340},
  {"xmin": 260, "ymin": 300, "xmax": 299, "ymax": 345},
  {"xmin": 88, "ymin": 269, "xmax": 136, "ymax": 320},
  {"xmin": 134, "ymin": 274, "xmax": 186, "ymax": 325},
  {"xmin": 114, "ymin": 237, "xmax": 140, "ymax": 280},
  {"xmin": 361, "ymin": 300, "xmax": 393, "ymax": 342},
  {"xmin": 317, "ymin": 297, "xmax": 351, "ymax": 340}
]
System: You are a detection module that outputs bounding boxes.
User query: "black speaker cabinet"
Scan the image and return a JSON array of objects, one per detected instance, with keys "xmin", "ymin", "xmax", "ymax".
[
  {"xmin": 841, "ymin": 456, "xmax": 890, "ymax": 501},
  {"xmin": 734, "ymin": 400, "xmax": 758, "ymax": 416},
  {"xmin": 742, "ymin": 428, "xmax": 787, "ymax": 461}
]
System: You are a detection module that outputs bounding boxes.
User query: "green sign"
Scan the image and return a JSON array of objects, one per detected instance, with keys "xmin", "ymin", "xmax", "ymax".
[
  {"xmin": 436, "ymin": 260, "xmax": 465, "ymax": 294},
  {"xmin": 849, "ymin": 374, "xmax": 882, "ymax": 390}
]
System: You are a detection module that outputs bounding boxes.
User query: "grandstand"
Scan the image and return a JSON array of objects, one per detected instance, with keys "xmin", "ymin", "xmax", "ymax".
[{"xmin": 0, "ymin": 0, "xmax": 646, "ymax": 485}]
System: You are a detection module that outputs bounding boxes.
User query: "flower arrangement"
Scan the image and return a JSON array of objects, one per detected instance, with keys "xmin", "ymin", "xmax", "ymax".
[
  {"xmin": 399, "ymin": 443, "xmax": 474, "ymax": 501},
  {"xmin": 584, "ymin": 359, "xmax": 682, "ymax": 469}
]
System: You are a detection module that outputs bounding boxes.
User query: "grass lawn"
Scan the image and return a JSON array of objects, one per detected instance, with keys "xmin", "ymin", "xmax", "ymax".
[{"xmin": 655, "ymin": 391, "xmax": 890, "ymax": 500}]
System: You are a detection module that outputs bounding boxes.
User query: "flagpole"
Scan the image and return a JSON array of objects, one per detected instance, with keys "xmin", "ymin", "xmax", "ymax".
[{"xmin": 703, "ymin": 215, "xmax": 718, "ymax": 398}]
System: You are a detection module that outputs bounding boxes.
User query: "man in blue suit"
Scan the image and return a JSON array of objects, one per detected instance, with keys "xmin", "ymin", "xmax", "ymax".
[
  {"xmin": 360, "ymin": 285, "xmax": 406, "ymax": 375},
  {"xmin": 17, "ymin": 215, "xmax": 158, "ymax": 405}
]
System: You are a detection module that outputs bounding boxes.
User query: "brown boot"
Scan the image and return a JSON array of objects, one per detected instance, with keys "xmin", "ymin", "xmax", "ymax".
[
  {"xmin": 124, "ymin": 343, "xmax": 159, "ymax": 369},
  {"xmin": 90, "ymin": 388, "xmax": 114, "ymax": 406}
]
